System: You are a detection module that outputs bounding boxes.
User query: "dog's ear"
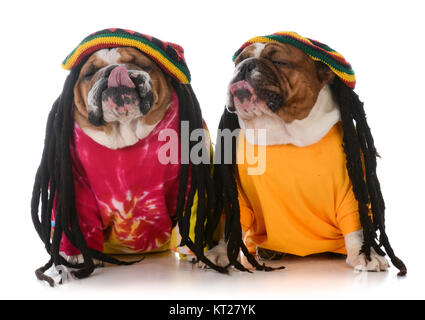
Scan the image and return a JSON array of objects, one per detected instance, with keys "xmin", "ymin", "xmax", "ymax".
[{"xmin": 315, "ymin": 61, "xmax": 335, "ymax": 84}]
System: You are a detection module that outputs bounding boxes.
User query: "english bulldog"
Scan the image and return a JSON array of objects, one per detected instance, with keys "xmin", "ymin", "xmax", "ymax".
[
  {"xmin": 202, "ymin": 32, "xmax": 406, "ymax": 275},
  {"xmin": 32, "ymin": 29, "xmax": 220, "ymax": 285}
]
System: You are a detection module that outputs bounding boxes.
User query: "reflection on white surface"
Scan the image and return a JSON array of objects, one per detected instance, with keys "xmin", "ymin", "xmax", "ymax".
[{"xmin": 5, "ymin": 250, "xmax": 416, "ymax": 300}]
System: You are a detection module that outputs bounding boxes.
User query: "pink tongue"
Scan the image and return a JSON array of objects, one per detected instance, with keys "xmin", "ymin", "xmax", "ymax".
[{"xmin": 108, "ymin": 66, "xmax": 136, "ymax": 88}]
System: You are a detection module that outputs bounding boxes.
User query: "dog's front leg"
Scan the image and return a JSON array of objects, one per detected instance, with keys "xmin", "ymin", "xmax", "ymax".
[
  {"xmin": 66, "ymin": 254, "xmax": 104, "ymax": 267},
  {"xmin": 344, "ymin": 229, "xmax": 389, "ymax": 272},
  {"xmin": 198, "ymin": 231, "xmax": 260, "ymax": 270},
  {"xmin": 197, "ymin": 239, "xmax": 231, "ymax": 269}
]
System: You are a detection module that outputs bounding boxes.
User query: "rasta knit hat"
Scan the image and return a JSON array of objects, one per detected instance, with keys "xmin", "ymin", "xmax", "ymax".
[
  {"xmin": 233, "ymin": 31, "xmax": 356, "ymax": 89},
  {"xmin": 62, "ymin": 28, "xmax": 191, "ymax": 84}
]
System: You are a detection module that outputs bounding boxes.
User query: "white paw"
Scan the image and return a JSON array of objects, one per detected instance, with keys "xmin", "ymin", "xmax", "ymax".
[
  {"xmin": 345, "ymin": 229, "xmax": 389, "ymax": 272},
  {"xmin": 346, "ymin": 248, "xmax": 389, "ymax": 272},
  {"xmin": 65, "ymin": 254, "xmax": 103, "ymax": 267},
  {"xmin": 67, "ymin": 254, "xmax": 84, "ymax": 264},
  {"xmin": 197, "ymin": 240, "xmax": 230, "ymax": 269}
]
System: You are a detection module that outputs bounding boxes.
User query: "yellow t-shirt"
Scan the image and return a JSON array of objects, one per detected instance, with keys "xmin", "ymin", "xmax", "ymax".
[{"xmin": 237, "ymin": 122, "xmax": 361, "ymax": 256}]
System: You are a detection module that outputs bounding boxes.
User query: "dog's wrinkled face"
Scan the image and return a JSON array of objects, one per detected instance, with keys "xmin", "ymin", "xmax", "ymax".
[
  {"xmin": 74, "ymin": 47, "xmax": 172, "ymax": 128},
  {"xmin": 228, "ymin": 42, "xmax": 334, "ymax": 122}
]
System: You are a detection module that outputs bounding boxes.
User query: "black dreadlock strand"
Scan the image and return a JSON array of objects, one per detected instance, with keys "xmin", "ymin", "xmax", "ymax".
[
  {"xmin": 172, "ymin": 79, "xmax": 228, "ymax": 273},
  {"xmin": 213, "ymin": 109, "xmax": 285, "ymax": 272},
  {"xmin": 31, "ymin": 60, "xmax": 223, "ymax": 286},
  {"xmin": 330, "ymin": 77, "xmax": 406, "ymax": 276}
]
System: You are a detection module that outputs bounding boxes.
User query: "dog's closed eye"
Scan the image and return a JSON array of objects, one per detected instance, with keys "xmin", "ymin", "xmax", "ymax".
[
  {"xmin": 128, "ymin": 57, "xmax": 153, "ymax": 72},
  {"xmin": 271, "ymin": 60, "xmax": 291, "ymax": 67},
  {"xmin": 83, "ymin": 67, "xmax": 100, "ymax": 80}
]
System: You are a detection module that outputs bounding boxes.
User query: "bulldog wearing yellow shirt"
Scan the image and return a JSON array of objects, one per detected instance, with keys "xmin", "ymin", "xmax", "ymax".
[{"xmin": 206, "ymin": 32, "xmax": 406, "ymax": 276}]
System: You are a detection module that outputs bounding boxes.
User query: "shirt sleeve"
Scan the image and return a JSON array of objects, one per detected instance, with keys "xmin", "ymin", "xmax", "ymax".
[
  {"xmin": 336, "ymin": 181, "xmax": 362, "ymax": 236},
  {"xmin": 52, "ymin": 164, "xmax": 104, "ymax": 257},
  {"xmin": 237, "ymin": 179, "xmax": 254, "ymax": 231}
]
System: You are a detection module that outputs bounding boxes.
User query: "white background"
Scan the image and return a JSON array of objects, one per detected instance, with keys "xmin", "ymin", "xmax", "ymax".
[{"xmin": 0, "ymin": 0, "xmax": 424, "ymax": 300}]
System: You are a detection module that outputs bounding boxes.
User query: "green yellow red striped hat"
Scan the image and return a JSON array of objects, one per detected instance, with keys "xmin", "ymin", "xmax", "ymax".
[
  {"xmin": 62, "ymin": 28, "xmax": 191, "ymax": 84},
  {"xmin": 233, "ymin": 31, "xmax": 356, "ymax": 89}
]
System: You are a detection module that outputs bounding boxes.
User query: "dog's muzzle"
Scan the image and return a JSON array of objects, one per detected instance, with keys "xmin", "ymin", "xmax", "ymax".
[
  {"xmin": 88, "ymin": 65, "xmax": 154, "ymax": 126},
  {"xmin": 227, "ymin": 58, "xmax": 284, "ymax": 114}
]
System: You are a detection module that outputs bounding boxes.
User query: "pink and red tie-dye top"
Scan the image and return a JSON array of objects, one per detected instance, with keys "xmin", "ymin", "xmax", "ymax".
[{"xmin": 53, "ymin": 91, "xmax": 183, "ymax": 256}]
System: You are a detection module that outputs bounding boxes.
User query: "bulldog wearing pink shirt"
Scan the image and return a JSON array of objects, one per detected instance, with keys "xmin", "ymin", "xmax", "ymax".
[{"xmin": 31, "ymin": 29, "xmax": 222, "ymax": 286}]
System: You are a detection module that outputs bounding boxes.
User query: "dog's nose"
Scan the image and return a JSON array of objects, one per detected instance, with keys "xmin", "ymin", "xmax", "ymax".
[
  {"xmin": 108, "ymin": 66, "xmax": 136, "ymax": 89},
  {"xmin": 240, "ymin": 60, "xmax": 257, "ymax": 78}
]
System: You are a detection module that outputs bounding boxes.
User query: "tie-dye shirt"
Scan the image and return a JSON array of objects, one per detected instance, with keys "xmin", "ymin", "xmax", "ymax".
[{"xmin": 53, "ymin": 91, "xmax": 183, "ymax": 256}]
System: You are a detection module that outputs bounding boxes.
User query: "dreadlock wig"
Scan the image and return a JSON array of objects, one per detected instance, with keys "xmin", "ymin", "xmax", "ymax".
[
  {"xmin": 216, "ymin": 31, "xmax": 406, "ymax": 276},
  {"xmin": 31, "ymin": 28, "xmax": 225, "ymax": 286}
]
